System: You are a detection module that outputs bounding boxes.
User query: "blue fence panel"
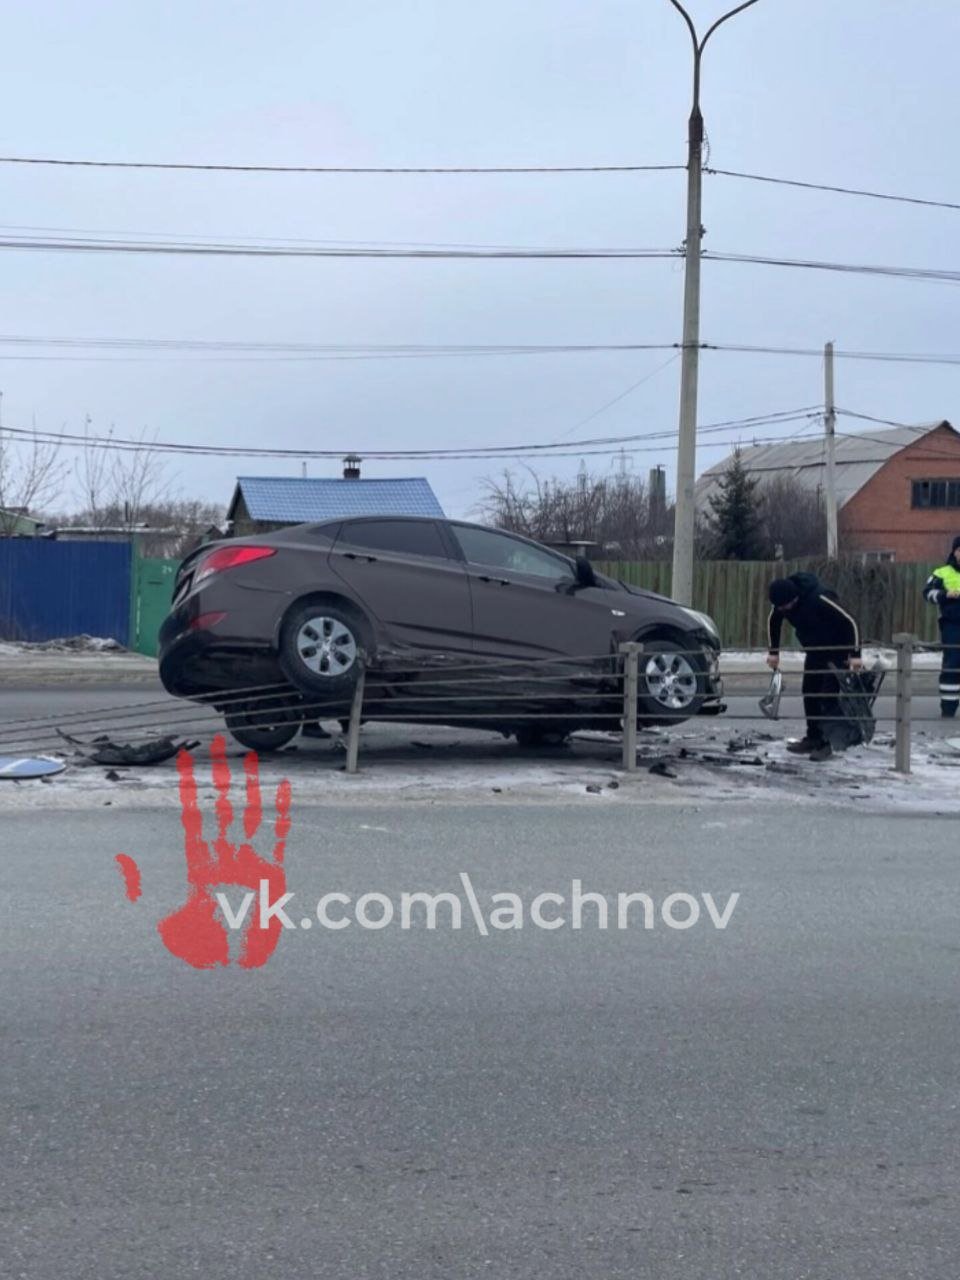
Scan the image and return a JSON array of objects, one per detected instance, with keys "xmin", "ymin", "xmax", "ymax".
[{"xmin": 0, "ymin": 540, "xmax": 132, "ymax": 644}]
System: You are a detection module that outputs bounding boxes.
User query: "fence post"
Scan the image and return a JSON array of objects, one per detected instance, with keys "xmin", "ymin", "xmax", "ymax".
[
  {"xmin": 619, "ymin": 642, "xmax": 641, "ymax": 772},
  {"xmin": 892, "ymin": 632, "xmax": 914, "ymax": 775},
  {"xmin": 345, "ymin": 660, "xmax": 366, "ymax": 775}
]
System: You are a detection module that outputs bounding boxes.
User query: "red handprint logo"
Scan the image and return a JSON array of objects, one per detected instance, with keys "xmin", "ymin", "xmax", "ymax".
[{"xmin": 116, "ymin": 734, "xmax": 292, "ymax": 969}]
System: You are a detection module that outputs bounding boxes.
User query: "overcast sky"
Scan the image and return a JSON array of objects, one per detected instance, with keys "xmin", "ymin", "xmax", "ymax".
[{"xmin": 1, "ymin": 0, "xmax": 958, "ymax": 519}]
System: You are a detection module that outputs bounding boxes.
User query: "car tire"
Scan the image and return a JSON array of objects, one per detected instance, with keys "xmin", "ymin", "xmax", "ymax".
[
  {"xmin": 636, "ymin": 638, "xmax": 708, "ymax": 723},
  {"xmin": 225, "ymin": 710, "xmax": 300, "ymax": 753},
  {"xmin": 278, "ymin": 601, "xmax": 370, "ymax": 701},
  {"xmin": 515, "ymin": 727, "xmax": 571, "ymax": 749}
]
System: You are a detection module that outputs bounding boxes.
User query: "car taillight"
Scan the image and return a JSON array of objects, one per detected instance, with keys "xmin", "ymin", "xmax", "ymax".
[
  {"xmin": 194, "ymin": 545, "xmax": 276, "ymax": 585},
  {"xmin": 188, "ymin": 611, "xmax": 227, "ymax": 632}
]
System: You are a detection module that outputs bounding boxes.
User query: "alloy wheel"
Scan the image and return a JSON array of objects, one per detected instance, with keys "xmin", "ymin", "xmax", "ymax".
[
  {"xmin": 296, "ymin": 616, "xmax": 358, "ymax": 678},
  {"xmin": 644, "ymin": 651, "xmax": 699, "ymax": 711}
]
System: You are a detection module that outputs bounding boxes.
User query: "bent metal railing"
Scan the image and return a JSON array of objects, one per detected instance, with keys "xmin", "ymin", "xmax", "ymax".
[{"xmin": 0, "ymin": 636, "xmax": 949, "ymax": 779}]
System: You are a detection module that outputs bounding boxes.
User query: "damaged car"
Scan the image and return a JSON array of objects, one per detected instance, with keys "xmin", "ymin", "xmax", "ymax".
[{"xmin": 158, "ymin": 516, "xmax": 723, "ymax": 750}]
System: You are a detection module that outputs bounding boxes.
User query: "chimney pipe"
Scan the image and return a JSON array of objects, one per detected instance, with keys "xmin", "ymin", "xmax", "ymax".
[{"xmin": 343, "ymin": 453, "xmax": 362, "ymax": 480}]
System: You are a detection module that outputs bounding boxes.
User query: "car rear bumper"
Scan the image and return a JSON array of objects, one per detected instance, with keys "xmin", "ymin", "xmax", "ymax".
[{"xmin": 158, "ymin": 613, "xmax": 283, "ymax": 699}]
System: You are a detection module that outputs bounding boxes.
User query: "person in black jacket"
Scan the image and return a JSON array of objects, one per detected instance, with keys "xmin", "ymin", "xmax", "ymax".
[
  {"xmin": 765, "ymin": 571, "xmax": 863, "ymax": 761},
  {"xmin": 923, "ymin": 534, "xmax": 960, "ymax": 718}
]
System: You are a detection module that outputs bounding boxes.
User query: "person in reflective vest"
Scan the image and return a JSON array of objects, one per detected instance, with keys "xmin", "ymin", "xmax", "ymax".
[{"xmin": 923, "ymin": 535, "xmax": 960, "ymax": 719}]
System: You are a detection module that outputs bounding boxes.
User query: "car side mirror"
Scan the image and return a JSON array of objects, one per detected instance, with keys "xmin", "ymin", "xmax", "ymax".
[{"xmin": 574, "ymin": 556, "xmax": 597, "ymax": 588}]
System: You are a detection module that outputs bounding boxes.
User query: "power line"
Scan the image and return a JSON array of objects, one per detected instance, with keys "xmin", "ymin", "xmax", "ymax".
[
  {"xmin": 709, "ymin": 344, "xmax": 960, "ymax": 366},
  {"xmin": 0, "ymin": 410, "xmax": 820, "ymax": 463},
  {"xmin": 4, "ymin": 334, "xmax": 960, "ymax": 367},
  {"xmin": 5, "ymin": 334, "xmax": 960, "ymax": 370},
  {"xmin": 708, "ymin": 167, "xmax": 960, "ymax": 213},
  {"xmin": 0, "ymin": 231, "xmax": 957, "ymax": 286},
  {"xmin": 555, "ymin": 352, "xmax": 682, "ymax": 440},
  {"xmin": 703, "ymin": 251, "xmax": 960, "ymax": 285},
  {"xmin": 0, "ymin": 154, "xmax": 682, "ymax": 175},
  {"xmin": 3, "ymin": 151, "xmax": 959, "ymax": 215},
  {"xmin": 0, "ymin": 232, "xmax": 675, "ymax": 260}
]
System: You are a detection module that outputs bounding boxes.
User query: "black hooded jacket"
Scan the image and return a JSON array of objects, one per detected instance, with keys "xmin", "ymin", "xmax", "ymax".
[
  {"xmin": 767, "ymin": 571, "xmax": 861, "ymax": 657},
  {"xmin": 923, "ymin": 535, "xmax": 960, "ymax": 626}
]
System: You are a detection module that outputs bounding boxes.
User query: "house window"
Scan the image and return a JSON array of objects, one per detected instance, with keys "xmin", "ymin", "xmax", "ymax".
[
  {"xmin": 911, "ymin": 478, "xmax": 960, "ymax": 509},
  {"xmin": 862, "ymin": 550, "xmax": 896, "ymax": 563}
]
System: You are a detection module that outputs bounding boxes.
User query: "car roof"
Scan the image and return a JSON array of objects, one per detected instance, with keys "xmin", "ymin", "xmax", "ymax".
[{"xmin": 310, "ymin": 514, "xmax": 573, "ymax": 554}]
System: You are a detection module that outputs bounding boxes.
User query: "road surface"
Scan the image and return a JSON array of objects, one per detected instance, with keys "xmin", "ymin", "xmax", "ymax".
[{"xmin": 2, "ymin": 799, "xmax": 959, "ymax": 1279}]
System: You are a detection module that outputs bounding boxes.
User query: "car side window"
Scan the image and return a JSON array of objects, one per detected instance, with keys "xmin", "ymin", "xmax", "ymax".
[
  {"xmin": 337, "ymin": 520, "xmax": 448, "ymax": 560},
  {"xmin": 453, "ymin": 525, "xmax": 574, "ymax": 581}
]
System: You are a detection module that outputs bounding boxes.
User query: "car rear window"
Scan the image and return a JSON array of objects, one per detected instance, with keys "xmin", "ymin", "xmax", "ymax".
[{"xmin": 337, "ymin": 520, "xmax": 448, "ymax": 559}]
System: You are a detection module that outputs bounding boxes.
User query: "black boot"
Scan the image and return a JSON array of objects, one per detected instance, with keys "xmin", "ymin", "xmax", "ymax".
[
  {"xmin": 786, "ymin": 737, "xmax": 818, "ymax": 754},
  {"xmin": 942, "ymin": 702, "xmax": 958, "ymax": 720}
]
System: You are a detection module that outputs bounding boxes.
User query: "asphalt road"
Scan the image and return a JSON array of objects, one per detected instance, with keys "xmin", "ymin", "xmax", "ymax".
[{"xmin": 2, "ymin": 799, "xmax": 960, "ymax": 1279}]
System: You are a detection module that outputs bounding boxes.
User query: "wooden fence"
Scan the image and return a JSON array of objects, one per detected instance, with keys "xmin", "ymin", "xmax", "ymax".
[{"xmin": 594, "ymin": 558, "xmax": 941, "ymax": 648}]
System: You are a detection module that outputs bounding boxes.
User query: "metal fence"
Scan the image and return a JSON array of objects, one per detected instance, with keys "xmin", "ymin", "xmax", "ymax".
[
  {"xmin": 0, "ymin": 637, "xmax": 950, "ymax": 781},
  {"xmin": 0, "ymin": 540, "xmax": 132, "ymax": 644}
]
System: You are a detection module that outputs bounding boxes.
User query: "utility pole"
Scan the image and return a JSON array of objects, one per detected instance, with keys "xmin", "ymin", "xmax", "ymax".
[
  {"xmin": 824, "ymin": 340, "xmax": 839, "ymax": 557},
  {"xmin": 667, "ymin": 0, "xmax": 762, "ymax": 605}
]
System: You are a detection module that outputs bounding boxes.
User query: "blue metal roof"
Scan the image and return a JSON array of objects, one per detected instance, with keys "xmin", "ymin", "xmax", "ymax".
[{"xmin": 233, "ymin": 476, "xmax": 445, "ymax": 523}]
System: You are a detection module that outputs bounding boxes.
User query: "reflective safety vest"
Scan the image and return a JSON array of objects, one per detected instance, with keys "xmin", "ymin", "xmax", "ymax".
[
  {"xmin": 932, "ymin": 564, "xmax": 960, "ymax": 594},
  {"xmin": 926, "ymin": 563, "xmax": 960, "ymax": 625}
]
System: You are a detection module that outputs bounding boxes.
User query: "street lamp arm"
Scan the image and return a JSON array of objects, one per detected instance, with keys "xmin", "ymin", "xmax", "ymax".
[
  {"xmin": 666, "ymin": 0, "xmax": 698, "ymax": 53},
  {"xmin": 700, "ymin": 0, "xmax": 762, "ymax": 54}
]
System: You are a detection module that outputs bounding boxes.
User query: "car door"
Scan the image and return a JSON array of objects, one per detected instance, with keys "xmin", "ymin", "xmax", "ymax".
[
  {"xmin": 450, "ymin": 523, "xmax": 620, "ymax": 660},
  {"xmin": 328, "ymin": 518, "xmax": 474, "ymax": 654}
]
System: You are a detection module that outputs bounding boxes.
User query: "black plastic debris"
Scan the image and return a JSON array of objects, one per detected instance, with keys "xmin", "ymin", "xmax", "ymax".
[
  {"xmin": 648, "ymin": 761, "xmax": 677, "ymax": 778},
  {"xmin": 56, "ymin": 728, "xmax": 199, "ymax": 767}
]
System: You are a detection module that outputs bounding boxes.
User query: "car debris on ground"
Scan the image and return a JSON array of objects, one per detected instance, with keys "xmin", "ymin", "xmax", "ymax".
[{"xmin": 55, "ymin": 729, "xmax": 199, "ymax": 767}]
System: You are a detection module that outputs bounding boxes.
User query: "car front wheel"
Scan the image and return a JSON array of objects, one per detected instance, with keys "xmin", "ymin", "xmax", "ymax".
[{"xmin": 636, "ymin": 639, "xmax": 707, "ymax": 722}]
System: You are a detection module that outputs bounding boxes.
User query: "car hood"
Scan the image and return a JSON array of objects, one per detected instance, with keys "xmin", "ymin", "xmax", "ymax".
[{"xmin": 616, "ymin": 580, "xmax": 677, "ymax": 606}]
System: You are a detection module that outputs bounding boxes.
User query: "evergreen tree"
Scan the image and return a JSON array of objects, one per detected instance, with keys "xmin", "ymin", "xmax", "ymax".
[{"xmin": 706, "ymin": 448, "xmax": 766, "ymax": 559}]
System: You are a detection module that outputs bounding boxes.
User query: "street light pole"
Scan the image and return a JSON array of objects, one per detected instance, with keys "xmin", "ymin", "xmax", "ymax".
[{"xmin": 667, "ymin": 0, "xmax": 762, "ymax": 605}]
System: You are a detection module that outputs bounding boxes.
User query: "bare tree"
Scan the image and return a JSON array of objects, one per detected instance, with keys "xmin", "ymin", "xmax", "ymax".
[
  {"xmin": 477, "ymin": 467, "xmax": 674, "ymax": 560},
  {"xmin": 109, "ymin": 430, "xmax": 172, "ymax": 528},
  {"xmin": 0, "ymin": 413, "xmax": 67, "ymax": 535},
  {"xmin": 759, "ymin": 476, "xmax": 827, "ymax": 559},
  {"xmin": 74, "ymin": 417, "xmax": 114, "ymax": 529}
]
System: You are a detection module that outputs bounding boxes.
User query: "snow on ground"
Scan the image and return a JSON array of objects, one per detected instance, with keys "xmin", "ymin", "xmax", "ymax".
[
  {"xmin": 0, "ymin": 639, "xmax": 157, "ymax": 684},
  {"xmin": 720, "ymin": 647, "xmax": 941, "ymax": 671},
  {"xmin": 1, "ymin": 720, "xmax": 957, "ymax": 816}
]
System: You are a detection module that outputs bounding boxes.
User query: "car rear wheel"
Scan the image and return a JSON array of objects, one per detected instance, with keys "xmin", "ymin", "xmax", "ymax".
[
  {"xmin": 636, "ymin": 639, "xmax": 707, "ymax": 722},
  {"xmin": 279, "ymin": 601, "xmax": 369, "ymax": 700},
  {"xmin": 225, "ymin": 708, "xmax": 300, "ymax": 753},
  {"xmin": 515, "ymin": 727, "xmax": 571, "ymax": 748}
]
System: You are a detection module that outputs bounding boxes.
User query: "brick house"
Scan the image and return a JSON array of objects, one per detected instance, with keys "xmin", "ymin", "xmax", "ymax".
[{"xmin": 696, "ymin": 421, "xmax": 960, "ymax": 562}]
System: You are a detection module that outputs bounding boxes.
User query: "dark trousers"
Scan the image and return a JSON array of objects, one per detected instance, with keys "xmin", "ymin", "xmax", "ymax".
[
  {"xmin": 940, "ymin": 621, "xmax": 960, "ymax": 714},
  {"xmin": 802, "ymin": 651, "xmax": 845, "ymax": 745}
]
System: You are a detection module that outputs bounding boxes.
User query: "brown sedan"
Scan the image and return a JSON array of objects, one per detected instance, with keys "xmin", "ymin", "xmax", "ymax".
[{"xmin": 159, "ymin": 516, "xmax": 723, "ymax": 750}]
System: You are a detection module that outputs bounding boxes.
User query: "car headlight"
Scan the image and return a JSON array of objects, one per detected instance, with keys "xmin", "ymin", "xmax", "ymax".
[{"xmin": 681, "ymin": 608, "xmax": 720, "ymax": 643}]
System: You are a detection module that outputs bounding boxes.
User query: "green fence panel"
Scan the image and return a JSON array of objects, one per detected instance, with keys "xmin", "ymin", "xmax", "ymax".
[
  {"xmin": 131, "ymin": 556, "xmax": 178, "ymax": 657},
  {"xmin": 595, "ymin": 558, "xmax": 942, "ymax": 648}
]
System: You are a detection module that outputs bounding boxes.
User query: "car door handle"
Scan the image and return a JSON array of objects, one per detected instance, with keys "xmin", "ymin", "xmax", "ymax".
[
  {"xmin": 340, "ymin": 551, "xmax": 378, "ymax": 562},
  {"xmin": 474, "ymin": 573, "xmax": 511, "ymax": 586}
]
